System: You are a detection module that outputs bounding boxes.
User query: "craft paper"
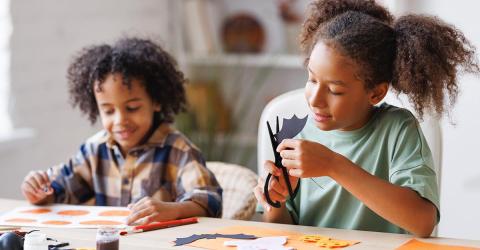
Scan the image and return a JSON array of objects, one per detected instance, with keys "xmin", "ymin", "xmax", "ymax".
[
  {"xmin": 174, "ymin": 233, "xmax": 257, "ymax": 246},
  {"xmin": 186, "ymin": 226, "xmax": 359, "ymax": 250},
  {"xmin": 396, "ymin": 239, "xmax": 480, "ymax": 250},
  {"xmin": 0, "ymin": 204, "xmax": 130, "ymax": 228},
  {"xmin": 224, "ymin": 236, "xmax": 293, "ymax": 250}
]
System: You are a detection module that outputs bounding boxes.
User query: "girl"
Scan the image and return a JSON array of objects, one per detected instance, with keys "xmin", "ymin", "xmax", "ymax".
[{"xmin": 254, "ymin": 0, "xmax": 478, "ymax": 237}]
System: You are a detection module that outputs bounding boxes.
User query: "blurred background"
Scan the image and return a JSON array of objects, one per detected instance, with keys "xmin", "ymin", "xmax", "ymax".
[{"xmin": 0, "ymin": 0, "xmax": 478, "ymax": 240}]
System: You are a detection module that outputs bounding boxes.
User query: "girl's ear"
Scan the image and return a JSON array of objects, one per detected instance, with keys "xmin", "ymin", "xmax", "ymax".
[{"xmin": 368, "ymin": 82, "xmax": 389, "ymax": 105}]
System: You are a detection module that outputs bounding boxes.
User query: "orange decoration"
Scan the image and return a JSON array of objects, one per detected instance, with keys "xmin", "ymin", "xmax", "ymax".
[
  {"xmin": 98, "ymin": 210, "xmax": 131, "ymax": 217},
  {"xmin": 396, "ymin": 239, "xmax": 480, "ymax": 250},
  {"xmin": 21, "ymin": 208, "xmax": 52, "ymax": 214},
  {"xmin": 41, "ymin": 220, "xmax": 72, "ymax": 225},
  {"xmin": 79, "ymin": 220, "xmax": 123, "ymax": 226},
  {"xmin": 57, "ymin": 210, "xmax": 90, "ymax": 216},
  {"xmin": 5, "ymin": 218, "xmax": 36, "ymax": 223}
]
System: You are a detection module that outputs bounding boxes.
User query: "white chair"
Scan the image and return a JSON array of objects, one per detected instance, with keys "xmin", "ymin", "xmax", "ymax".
[
  {"xmin": 257, "ymin": 88, "xmax": 442, "ymax": 188},
  {"xmin": 206, "ymin": 161, "xmax": 258, "ymax": 220}
]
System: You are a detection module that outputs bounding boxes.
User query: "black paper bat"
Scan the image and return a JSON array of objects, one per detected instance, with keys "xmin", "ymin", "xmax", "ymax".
[
  {"xmin": 173, "ymin": 233, "xmax": 257, "ymax": 246},
  {"xmin": 264, "ymin": 115, "xmax": 308, "ymax": 208}
]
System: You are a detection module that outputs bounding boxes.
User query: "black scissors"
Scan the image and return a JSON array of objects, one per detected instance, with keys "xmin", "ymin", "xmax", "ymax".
[{"xmin": 264, "ymin": 116, "xmax": 306, "ymax": 208}]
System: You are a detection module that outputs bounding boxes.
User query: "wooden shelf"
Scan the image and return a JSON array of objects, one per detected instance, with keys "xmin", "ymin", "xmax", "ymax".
[{"xmin": 182, "ymin": 53, "xmax": 304, "ymax": 69}]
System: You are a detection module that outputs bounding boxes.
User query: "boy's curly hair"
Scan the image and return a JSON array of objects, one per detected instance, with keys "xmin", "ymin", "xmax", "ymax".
[
  {"xmin": 67, "ymin": 37, "xmax": 187, "ymax": 124},
  {"xmin": 300, "ymin": 0, "xmax": 479, "ymax": 118}
]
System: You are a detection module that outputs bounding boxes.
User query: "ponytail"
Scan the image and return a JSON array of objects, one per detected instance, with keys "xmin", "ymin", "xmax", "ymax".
[{"xmin": 393, "ymin": 15, "xmax": 479, "ymax": 117}]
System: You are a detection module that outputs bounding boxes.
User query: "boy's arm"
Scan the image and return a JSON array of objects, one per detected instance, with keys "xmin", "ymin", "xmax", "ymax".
[
  {"xmin": 49, "ymin": 143, "xmax": 96, "ymax": 204},
  {"xmin": 175, "ymin": 158, "xmax": 223, "ymax": 218}
]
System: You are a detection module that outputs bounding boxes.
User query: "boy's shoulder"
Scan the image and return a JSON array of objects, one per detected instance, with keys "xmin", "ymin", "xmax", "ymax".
[{"xmin": 147, "ymin": 124, "xmax": 201, "ymax": 154}]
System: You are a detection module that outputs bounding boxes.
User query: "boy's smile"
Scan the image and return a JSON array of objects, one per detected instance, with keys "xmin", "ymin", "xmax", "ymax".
[{"xmin": 94, "ymin": 73, "xmax": 160, "ymax": 155}]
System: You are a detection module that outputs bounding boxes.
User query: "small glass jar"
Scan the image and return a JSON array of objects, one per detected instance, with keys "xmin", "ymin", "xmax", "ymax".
[
  {"xmin": 96, "ymin": 227, "xmax": 119, "ymax": 250},
  {"xmin": 24, "ymin": 232, "xmax": 48, "ymax": 250}
]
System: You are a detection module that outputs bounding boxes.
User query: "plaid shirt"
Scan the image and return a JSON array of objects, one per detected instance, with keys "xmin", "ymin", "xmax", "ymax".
[{"xmin": 49, "ymin": 123, "xmax": 222, "ymax": 217}]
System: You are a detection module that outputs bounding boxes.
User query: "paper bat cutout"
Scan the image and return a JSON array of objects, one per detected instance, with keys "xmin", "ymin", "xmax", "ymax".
[
  {"xmin": 275, "ymin": 115, "xmax": 308, "ymax": 143},
  {"xmin": 174, "ymin": 233, "xmax": 257, "ymax": 246},
  {"xmin": 264, "ymin": 115, "xmax": 308, "ymax": 208}
]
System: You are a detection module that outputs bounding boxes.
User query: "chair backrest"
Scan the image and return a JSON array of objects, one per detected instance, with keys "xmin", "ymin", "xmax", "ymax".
[
  {"xmin": 257, "ymin": 89, "xmax": 442, "ymax": 187},
  {"xmin": 206, "ymin": 161, "xmax": 258, "ymax": 220}
]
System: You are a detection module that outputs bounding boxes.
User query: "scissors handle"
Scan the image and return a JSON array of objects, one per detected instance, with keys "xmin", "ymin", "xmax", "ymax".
[{"xmin": 264, "ymin": 173, "xmax": 281, "ymax": 208}]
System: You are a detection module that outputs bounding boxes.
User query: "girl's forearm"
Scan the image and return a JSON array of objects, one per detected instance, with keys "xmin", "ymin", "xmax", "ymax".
[
  {"xmin": 329, "ymin": 154, "xmax": 437, "ymax": 237},
  {"xmin": 262, "ymin": 204, "xmax": 294, "ymax": 224}
]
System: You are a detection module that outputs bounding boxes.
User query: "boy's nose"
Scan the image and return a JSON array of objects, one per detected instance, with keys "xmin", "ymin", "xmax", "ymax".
[{"xmin": 114, "ymin": 111, "xmax": 127, "ymax": 125}]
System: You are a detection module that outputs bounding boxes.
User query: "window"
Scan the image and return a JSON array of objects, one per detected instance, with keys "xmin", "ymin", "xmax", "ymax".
[{"xmin": 0, "ymin": 0, "xmax": 12, "ymax": 138}]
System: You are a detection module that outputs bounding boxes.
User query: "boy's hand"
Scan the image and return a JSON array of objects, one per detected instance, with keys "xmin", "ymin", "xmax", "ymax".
[
  {"xmin": 277, "ymin": 139, "xmax": 344, "ymax": 178},
  {"xmin": 253, "ymin": 160, "xmax": 299, "ymax": 212},
  {"xmin": 21, "ymin": 170, "xmax": 53, "ymax": 204},
  {"xmin": 126, "ymin": 197, "xmax": 179, "ymax": 225}
]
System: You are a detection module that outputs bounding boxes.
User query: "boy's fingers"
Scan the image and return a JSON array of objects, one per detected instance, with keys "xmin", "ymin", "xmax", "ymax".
[
  {"xmin": 127, "ymin": 206, "xmax": 152, "ymax": 225},
  {"xmin": 32, "ymin": 172, "xmax": 48, "ymax": 190},
  {"xmin": 253, "ymin": 186, "xmax": 271, "ymax": 212}
]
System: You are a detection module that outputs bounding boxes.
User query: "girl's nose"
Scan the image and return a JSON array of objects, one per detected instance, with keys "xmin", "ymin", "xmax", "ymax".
[{"xmin": 308, "ymin": 84, "xmax": 328, "ymax": 109}]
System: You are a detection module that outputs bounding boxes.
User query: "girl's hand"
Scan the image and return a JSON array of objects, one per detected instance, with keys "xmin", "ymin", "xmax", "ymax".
[
  {"xmin": 253, "ymin": 160, "xmax": 299, "ymax": 212},
  {"xmin": 277, "ymin": 139, "xmax": 344, "ymax": 178},
  {"xmin": 21, "ymin": 170, "xmax": 53, "ymax": 204},
  {"xmin": 126, "ymin": 197, "xmax": 179, "ymax": 225}
]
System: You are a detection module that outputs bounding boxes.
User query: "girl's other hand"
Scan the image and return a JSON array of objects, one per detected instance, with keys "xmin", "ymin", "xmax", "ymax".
[
  {"xmin": 253, "ymin": 160, "xmax": 299, "ymax": 212},
  {"xmin": 21, "ymin": 170, "xmax": 53, "ymax": 204}
]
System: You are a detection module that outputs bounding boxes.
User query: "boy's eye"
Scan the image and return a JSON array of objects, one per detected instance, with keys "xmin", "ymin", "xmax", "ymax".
[{"xmin": 103, "ymin": 109, "xmax": 114, "ymax": 115}]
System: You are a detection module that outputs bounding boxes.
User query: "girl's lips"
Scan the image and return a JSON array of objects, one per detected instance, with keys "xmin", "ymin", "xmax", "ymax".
[{"xmin": 313, "ymin": 113, "xmax": 332, "ymax": 122}]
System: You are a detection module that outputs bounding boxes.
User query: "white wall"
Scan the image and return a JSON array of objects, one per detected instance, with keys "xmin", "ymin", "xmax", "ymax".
[
  {"xmin": 386, "ymin": 0, "xmax": 480, "ymax": 240},
  {"xmin": 0, "ymin": 0, "xmax": 170, "ymax": 199},
  {"xmin": 420, "ymin": 1, "xmax": 480, "ymax": 241}
]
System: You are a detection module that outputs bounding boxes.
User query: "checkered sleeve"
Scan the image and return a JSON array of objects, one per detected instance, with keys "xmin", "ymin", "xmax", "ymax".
[
  {"xmin": 173, "ymin": 147, "xmax": 223, "ymax": 218},
  {"xmin": 50, "ymin": 142, "xmax": 96, "ymax": 204}
]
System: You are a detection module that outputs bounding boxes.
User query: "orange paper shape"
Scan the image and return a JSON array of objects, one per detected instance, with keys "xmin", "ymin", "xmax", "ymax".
[
  {"xmin": 41, "ymin": 220, "xmax": 72, "ymax": 225},
  {"xmin": 5, "ymin": 218, "xmax": 36, "ymax": 223},
  {"xmin": 21, "ymin": 208, "xmax": 52, "ymax": 214},
  {"xmin": 98, "ymin": 210, "xmax": 131, "ymax": 217},
  {"xmin": 79, "ymin": 220, "xmax": 123, "ymax": 226},
  {"xmin": 57, "ymin": 210, "xmax": 90, "ymax": 216},
  {"xmin": 187, "ymin": 226, "xmax": 359, "ymax": 250},
  {"xmin": 396, "ymin": 239, "xmax": 480, "ymax": 250}
]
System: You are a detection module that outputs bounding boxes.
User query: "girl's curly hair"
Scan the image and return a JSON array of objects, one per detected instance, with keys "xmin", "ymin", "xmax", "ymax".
[
  {"xmin": 300, "ymin": 0, "xmax": 479, "ymax": 118},
  {"xmin": 67, "ymin": 37, "xmax": 187, "ymax": 124}
]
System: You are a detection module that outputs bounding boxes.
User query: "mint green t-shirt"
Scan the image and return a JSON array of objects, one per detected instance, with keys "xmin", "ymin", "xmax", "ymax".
[{"xmin": 284, "ymin": 103, "xmax": 439, "ymax": 234}]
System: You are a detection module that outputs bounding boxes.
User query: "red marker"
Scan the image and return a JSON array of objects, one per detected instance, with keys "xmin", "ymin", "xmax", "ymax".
[{"xmin": 120, "ymin": 217, "xmax": 198, "ymax": 235}]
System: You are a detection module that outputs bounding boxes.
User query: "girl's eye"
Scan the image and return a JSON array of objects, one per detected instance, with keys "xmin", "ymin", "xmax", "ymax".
[
  {"xmin": 126, "ymin": 106, "xmax": 140, "ymax": 112},
  {"xmin": 329, "ymin": 89, "xmax": 344, "ymax": 96}
]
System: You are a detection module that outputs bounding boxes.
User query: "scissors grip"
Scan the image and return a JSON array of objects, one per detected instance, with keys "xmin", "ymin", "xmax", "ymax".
[{"xmin": 263, "ymin": 173, "xmax": 281, "ymax": 208}]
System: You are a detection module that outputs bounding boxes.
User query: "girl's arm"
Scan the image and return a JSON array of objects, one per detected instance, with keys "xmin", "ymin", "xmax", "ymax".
[
  {"xmin": 279, "ymin": 139, "xmax": 437, "ymax": 237},
  {"xmin": 331, "ymin": 153, "xmax": 437, "ymax": 237}
]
